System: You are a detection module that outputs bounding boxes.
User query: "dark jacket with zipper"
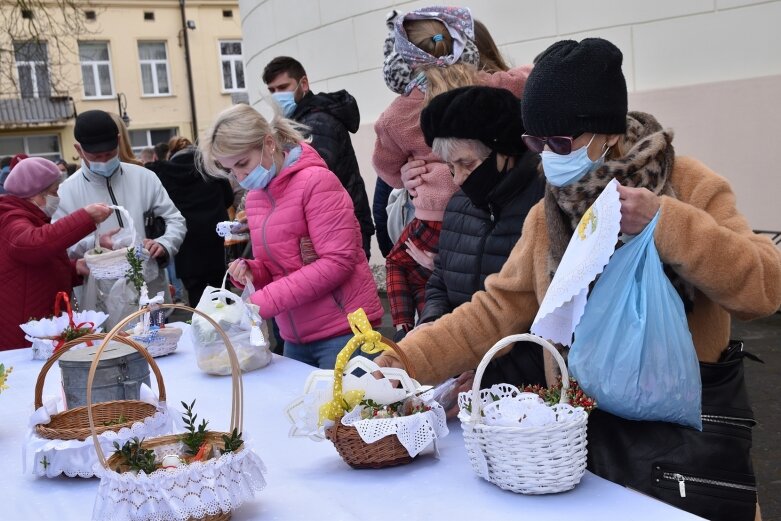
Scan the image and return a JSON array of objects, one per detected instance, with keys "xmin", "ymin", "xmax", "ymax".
[
  {"xmin": 418, "ymin": 151, "xmax": 547, "ymax": 387},
  {"xmin": 147, "ymin": 148, "xmax": 233, "ymax": 279},
  {"xmin": 292, "ymin": 90, "xmax": 374, "ymax": 249}
]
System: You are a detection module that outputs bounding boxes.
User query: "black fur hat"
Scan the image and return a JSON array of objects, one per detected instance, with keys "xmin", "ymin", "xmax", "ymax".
[
  {"xmin": 522, "ymin": 38, "xmax": 628, "ymax": 138},
  {"xmin": 421, "ymin": 86, "xmax": 527, "ymax": 155}
]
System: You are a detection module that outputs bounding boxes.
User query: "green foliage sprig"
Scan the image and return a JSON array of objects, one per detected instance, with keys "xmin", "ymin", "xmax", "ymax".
[
  {"xmin": 221, "ymin": 428, "xmax": 244, "ymax": 453},
  {"xmin": 125, "ymin": 247, "xmax": 145, "ymax": 304},
  {"xmin": 180, "ymin": 400, "xmax": 209, "ymax": 455},
  {"xmin": 113, "ymin": 437, "xmax": 157, "ymax": 474}
]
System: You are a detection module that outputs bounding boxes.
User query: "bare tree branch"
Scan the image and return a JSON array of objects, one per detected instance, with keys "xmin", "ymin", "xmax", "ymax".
[{"xmin": 0, "ymin": 0, "xmax": 100, "ymax": 97}]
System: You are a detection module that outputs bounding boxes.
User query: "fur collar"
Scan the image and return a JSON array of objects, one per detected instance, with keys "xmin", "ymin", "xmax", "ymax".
[{"xmin": 543, "ymin": 111, "xmax": 694, "ymax": 309}]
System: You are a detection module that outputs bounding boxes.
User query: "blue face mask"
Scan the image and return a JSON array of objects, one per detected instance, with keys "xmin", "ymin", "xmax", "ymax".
[
  {"xmin": 239, "ymin": 147, "xmax": 277, "ymax": 190},
  {"xmin": 541, "ymin": 134, "xmax": 607, "ymax": 187},
  {"xmin": 83, "ymin": 156, "xmax": 120, "ymax": 178},
  {"xmin": 272, "ymin": 91, "xmax": 297, "ymax": 118}
]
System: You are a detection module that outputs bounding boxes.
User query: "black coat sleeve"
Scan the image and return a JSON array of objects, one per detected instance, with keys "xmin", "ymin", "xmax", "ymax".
[{"xmin": 305, "ymin": 113, "xmax": 349, "ymax": 185}]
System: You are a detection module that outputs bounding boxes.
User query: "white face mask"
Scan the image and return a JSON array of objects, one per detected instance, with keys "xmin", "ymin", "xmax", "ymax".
[{"xmin": 39, "ymin": 194, "xmax": 59, "ymax": 217}]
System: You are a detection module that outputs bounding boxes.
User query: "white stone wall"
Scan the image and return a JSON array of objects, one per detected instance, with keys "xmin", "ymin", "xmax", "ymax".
[{"xmin": 240, "ymin": 0, "xmax": 781, "ymax": 251}]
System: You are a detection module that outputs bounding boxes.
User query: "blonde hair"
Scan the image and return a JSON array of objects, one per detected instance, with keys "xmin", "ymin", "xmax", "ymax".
[
  {"xmin": 108, "ymin": 112, "xmax": 143, "ymax": 166},
  {"xmin": 167, "ymin": 136, "xmax": 192, "ymax": 159},
  {"xmin": 404, "ymin": 19, "xmax": 477, "ymax": 104},
  {"xmin": 197, "ymin": 104, "xmax": 307, "ymax": 179},
  {"xmin": 474, "ymin": 20, "xmax": 509, "ymax": 73}
]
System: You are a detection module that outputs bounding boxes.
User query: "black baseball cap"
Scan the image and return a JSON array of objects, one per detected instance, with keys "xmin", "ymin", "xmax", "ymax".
[{"xmin": 74, "ymin": 110, "xmax": 120, "ymax": 153}]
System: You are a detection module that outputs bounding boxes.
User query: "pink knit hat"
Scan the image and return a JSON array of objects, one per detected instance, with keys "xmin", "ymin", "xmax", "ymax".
[{"xmin": 3, "ymin": 157, "xmax": 62, "ymax": 198}]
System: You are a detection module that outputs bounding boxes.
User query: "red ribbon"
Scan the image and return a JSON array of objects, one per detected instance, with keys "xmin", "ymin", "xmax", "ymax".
[{"xmin": 51, "ymin": 292, "xmax": 95, "ymax": 353}]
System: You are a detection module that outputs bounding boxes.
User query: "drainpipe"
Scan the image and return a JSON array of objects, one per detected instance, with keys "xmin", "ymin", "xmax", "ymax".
[{"xmin": 179, "ymin": 0, "xmax": 198, "ymax": 139}]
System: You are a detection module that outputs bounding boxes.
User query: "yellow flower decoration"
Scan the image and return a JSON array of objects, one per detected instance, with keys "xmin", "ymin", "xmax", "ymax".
[
  {"xmin": 0, "ymin": 364, "xmax": 12, "ymax": 394},
  {"xmin": 577, "ymin": 206, "xmax": 598, "ymax": 240},
  {"xmin": 318, "ymin": 309, "xmax": 391, "ymax": 425}
]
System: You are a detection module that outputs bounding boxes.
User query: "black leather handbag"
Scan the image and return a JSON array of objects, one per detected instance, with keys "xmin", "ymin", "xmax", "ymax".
[{"xmin": 586, "ymin": 341, "xmax": 759, "ymax": 521}]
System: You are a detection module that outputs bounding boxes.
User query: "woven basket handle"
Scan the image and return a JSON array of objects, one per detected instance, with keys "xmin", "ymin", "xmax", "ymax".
[
  {"xmin": 468, "ymin": 334, "xmax": 570, "ymax": 424},
  {"xmin": 93, "ymin": 205, "xmax": 137, "ymax": 252},
  {"xmin": 377, "ymin": 337, "xmax": 416, "ymax": 380},
  {"xmin": 87, "ymin": 304, "xmax": 243, "ymax": 468},
  {"xmin": 33, "ymin": 333, "xmax": 167, "ymax": 410}
]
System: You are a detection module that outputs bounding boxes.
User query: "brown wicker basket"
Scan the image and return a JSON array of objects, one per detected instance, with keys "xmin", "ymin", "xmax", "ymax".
[
  {"xmin": 324, "ymin": 336, "xmax": 419, "ymax": 469},
  {"xmin": 89, "ymin": 304, "xmax": 251, "ymax": 521},
  {"xmin": 34, "ymin": 333, "xmax": 166, "ymax": 441}
]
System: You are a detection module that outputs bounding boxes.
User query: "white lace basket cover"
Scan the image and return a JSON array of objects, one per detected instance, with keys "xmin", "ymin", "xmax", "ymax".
[
  {"xmin": 25, "ymin": 397, "xmax": 172, "ymax": 478},
  {"xmin": 84, "ymin": 206, "xmax": 149, "ymax": 280},
  {"xmin": 93, "ymin": 441, "xmax": 267, "ymax": 521},
  {"xmin": 21, "ymin": 309, "xmax": 109, "ymax": 360},
  {"xmin": 458, "ymin": 334, "xmax": 588, "ymax": 494},
  {"xmin": 285, "ymin": 355, "xmax": 448, "ymax": 458},
  {"xmin": 90, "ymin": 305, "xmax": 267, "ymax": 521}
]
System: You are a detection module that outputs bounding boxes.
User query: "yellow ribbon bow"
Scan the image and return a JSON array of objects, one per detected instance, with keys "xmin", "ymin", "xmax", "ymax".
[{"xmin": 318, "ymin": 309, "xmax": 391, "ymax": 425}]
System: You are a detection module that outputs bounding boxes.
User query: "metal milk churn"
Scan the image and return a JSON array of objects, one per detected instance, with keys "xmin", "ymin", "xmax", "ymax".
[{"xmin": 58, "ymin": 341, "xmax": 151, "ymax": 409}]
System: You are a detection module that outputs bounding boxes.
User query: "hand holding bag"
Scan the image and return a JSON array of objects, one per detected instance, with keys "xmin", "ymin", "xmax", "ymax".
[{"xmin": 569, "ymin": 211, "xmax": 702, "ymax": 429}]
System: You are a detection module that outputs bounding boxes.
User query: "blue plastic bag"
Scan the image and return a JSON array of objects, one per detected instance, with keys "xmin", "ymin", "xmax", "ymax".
[{"xmin": 569, "ymin": 211, "xmax": 702, "ymax": 429}]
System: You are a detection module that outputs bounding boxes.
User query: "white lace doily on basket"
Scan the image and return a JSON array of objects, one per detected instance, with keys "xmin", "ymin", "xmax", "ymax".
[
  {"xmin": 24, "ymin": 405, "xmax": 173, "ymax": 478},
  {"xmin": 531, "ymin": 179, "xmax": 621, "ymax": 346},
  {"xmin": 92, "ymin": 442, "xmax": 267, "ymax": 521},
  {"xmin": 341, "ymin": 394, "xmax": 449, "ymax": 457}
]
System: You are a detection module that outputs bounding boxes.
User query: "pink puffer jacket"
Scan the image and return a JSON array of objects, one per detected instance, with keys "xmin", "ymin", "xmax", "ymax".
[{"xmin": 242, "ymin": 143, "xmax": 383, "ymax": 344}]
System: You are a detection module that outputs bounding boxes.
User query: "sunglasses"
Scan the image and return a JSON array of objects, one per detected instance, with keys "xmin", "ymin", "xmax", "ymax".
[{"xmin": 522, "ymin": 134, "xmax": 575, "ymax": 155}]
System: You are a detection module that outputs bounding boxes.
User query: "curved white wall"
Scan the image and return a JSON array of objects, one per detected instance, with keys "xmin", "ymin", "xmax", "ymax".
[{"xmin": 240, "ymin": 0, "xmax": 781, "ymax": 251}]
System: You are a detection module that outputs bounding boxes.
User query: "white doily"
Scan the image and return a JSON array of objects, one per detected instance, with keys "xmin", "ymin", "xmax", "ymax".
[
  {"xmin": 531, "ymin": 179, "xmax": 621, "ymax": 346},
  {"xmin": 458, "ymin": 384, "xmax": 587, "ymax": 426},
  {"xmin": 25, "ymin": 405, "xmax": 173, "ymax": 478},
  {"xmin": 285, "ymin": 356, "xmax": 421, "ymax": 440},
  {"xmin": 92, "ymin": 442, "xmax": 267, "ymax": 521},
  {"xmin": 457, "ymin": 386, "xmax": 586, "ymax": 428},
  {"xmin": 341, "ymin": 396, "xmax": 449, "ymax": 457}
]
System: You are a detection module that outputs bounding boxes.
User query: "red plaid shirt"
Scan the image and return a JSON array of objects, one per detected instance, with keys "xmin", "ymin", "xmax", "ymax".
[{"xmin": 385, "ymin": 218, "xmax": 442, "ymax": 328}]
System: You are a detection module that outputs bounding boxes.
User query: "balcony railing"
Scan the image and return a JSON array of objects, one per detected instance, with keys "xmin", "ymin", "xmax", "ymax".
[{"xmin": 0, "ymin": 95, "xmax": 76, "ymax": 127}]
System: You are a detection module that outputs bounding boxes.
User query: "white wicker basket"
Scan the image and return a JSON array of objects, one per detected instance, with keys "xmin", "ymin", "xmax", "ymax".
[
  {"xmin": 458, "ymin": 333, "xmax": 588, "ymax": 494},
  {"xmin": 131, "ymin": 327, "xmax": 182, "ymax": 357},
  {"xmin": 84, "ymin": 206, "xmax": 145, "ymax": 280}
]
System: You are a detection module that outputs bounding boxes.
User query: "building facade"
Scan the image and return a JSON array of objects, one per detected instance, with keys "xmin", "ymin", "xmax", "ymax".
[
  {"xmin": 239, "ymin": 0, "xmax": 781, "ymax": 259},
  {"xmin": 0, "ymin": 0, "xmax": 245, "ymax": 163}
]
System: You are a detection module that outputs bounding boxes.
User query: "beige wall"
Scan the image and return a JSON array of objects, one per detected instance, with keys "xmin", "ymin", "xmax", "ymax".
[
  {"xmin": 240, "ymin": 0, "xmax": 781, "ymax": 261},
  {"xmin": 0, "ymin": 0, "xmax": 242, "ymax": 163}
]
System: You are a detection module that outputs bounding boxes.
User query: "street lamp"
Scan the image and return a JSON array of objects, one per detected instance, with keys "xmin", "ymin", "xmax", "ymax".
[{"xmin": 116, "ymin": 92, "xmax": 131, "ymax": 126}]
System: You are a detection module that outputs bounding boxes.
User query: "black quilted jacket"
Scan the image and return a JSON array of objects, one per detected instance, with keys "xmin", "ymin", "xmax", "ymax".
[
  {"xmin": 292, "ymin": 91, "xmax": 374, "ymax": 246},
  {"xmin": 418, "ymin": 151, "xmax": 547, "ymax": 387}
]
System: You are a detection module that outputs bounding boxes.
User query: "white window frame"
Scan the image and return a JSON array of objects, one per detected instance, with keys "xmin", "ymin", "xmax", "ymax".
[
  {"xmin": 137, "ymin": 41, "xmax": 171, "ymax": 97},
  {"xmin": 218, "ymin": 40, "xmax": 245, "ymax": 93},
  {"xmin": 14, "ymin": 41, "xmax": 50, "ymax": 99},
  {"xmin": 79, "ymin": 41, "xmax": 115, "ymax": 99},
  {"xmin": 0, "ymin": 134, "xmax": 62, "ymax": 162},
  {"xmin": 129, "ymin": 127, "xmax": 177, "ymax": 155}
]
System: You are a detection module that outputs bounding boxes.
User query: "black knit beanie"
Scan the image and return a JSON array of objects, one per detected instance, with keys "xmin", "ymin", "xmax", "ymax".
[
  {"xmin": 421, "ymin": 86, "xmax": 527, "ymax": 156},
  {"xmin": 522, "ymin": 38, "xmax": 628, "ymax": 138}
]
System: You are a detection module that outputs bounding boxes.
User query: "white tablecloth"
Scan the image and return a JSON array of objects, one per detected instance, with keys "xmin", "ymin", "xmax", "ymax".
[{"xmin": 0, "ymin": 324, "xmax": 703, "ymax": 520}]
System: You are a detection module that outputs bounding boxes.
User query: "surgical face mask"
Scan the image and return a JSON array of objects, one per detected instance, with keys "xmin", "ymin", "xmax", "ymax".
[
  {"xmin": 239, "ymin": 146, "xmax": 277, "ymax": 190},
  {"xmin": 83, "ymin": 155, "xmax": 120, "ymax": 178},
  {"xmin": 38, "ymin": 194, "xmax": 59, "ymax": 217},
  {"xmin": 272, "ymin": 90, "xmax": 297, "ymax": 118},
  {"xmin": 541, "ymin": 134, "xmax": 607, "ymax": 187}
]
